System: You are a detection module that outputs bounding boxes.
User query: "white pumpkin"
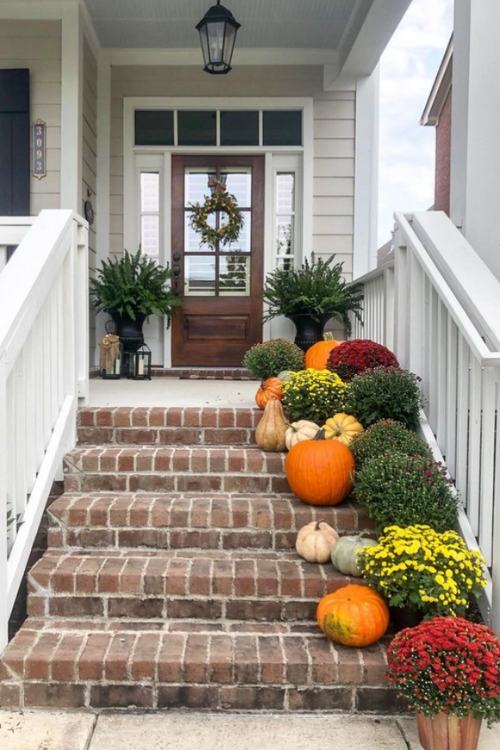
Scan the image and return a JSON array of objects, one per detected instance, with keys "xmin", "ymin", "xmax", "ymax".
[
  {"xmin": 285, "ymin": 420, "xmax": 320, "ymax": 450},
  {"xmin": 296, "ymin": 520, "xmax": 339, "ymax": 563}
]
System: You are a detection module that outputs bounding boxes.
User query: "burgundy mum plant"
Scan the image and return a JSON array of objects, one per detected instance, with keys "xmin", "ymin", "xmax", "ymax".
[{"xmin": 327, "ymin": 339, "xmax": 399, "ymax": 380}]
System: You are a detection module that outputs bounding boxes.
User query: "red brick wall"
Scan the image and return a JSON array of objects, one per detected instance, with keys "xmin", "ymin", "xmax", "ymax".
[{"xmin": 434, "ymin": 90, "xmax": 452, "ymax": 215}]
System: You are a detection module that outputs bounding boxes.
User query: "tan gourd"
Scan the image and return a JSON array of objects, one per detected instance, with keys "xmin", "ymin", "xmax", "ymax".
[
  {"xmin": 255, "ymin": 398, "xmax": 288, "ymax": 452},
  {"xmin": 285, "ymin": 420, "xmax": 320, "ymax": 450},
  {"xmin": 296, "ymin": 520, "xmax": 339, "ymax": 563}
]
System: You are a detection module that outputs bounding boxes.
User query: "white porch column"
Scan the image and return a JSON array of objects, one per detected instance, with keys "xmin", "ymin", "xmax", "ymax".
[
  {"xmin": 353, "ymin": 67, "xmax": 380, "ymax": 277},
  {"xmin": 61, "ymin": 2, "xmax": 83, "ymax": 211},
  {"xmin": 451, "ymin": 0, "xmax": 500, "ymax": 279}
]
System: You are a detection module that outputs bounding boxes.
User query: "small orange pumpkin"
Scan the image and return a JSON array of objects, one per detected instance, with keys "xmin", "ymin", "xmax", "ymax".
[
  {"xmin": 255, "ymin": 377, "xmax": 283, "ymax": 409},
  {"xmin": 305, "ymin": 339, "xmax": 342, "ymax": 370},
  {"xmin": 285, "ymin": 430, "xmax": 354, "ymax": 505},
  {"xmin": 317, "ymin": 584, "xmax": 389, "ymax": 647}
]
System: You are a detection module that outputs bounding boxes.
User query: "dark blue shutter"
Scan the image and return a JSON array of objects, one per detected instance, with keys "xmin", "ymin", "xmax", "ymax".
[{"xmin": 0, "ymin": 69, "xmax": 30, "ymax": 216}]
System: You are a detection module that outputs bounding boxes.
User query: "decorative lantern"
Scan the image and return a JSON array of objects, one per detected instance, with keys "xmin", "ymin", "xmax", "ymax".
[
  {"xmin": 99, "ymin": 334, "xmax": 123, "ymax": 379},
  {"xmin": 127, "ymin": 343, "xmax": 152, "ymax": 380},
  {"xmin": 196, "ymin": 0, "xmax": 241, "ymax": 75}
]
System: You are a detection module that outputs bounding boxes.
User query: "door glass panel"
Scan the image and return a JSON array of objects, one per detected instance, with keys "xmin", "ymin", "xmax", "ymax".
[
  {"xmin": 183, "ymin": 166, "xmax": 253, "ymax": 297},
  {"xmin": 185, "ymin": 256, "xmax": 216, "ymax": 296},
  {"xmin": 275, "ymin": 172, "xmax": 296, "ymax": 269},
  {"xmin": 185, "ymin": 212, "xmax": 215, "ymax": 252},
  {"xmin": 221, "ymin": 170, "xmax": 251, "ymax": 207},
  {"xmin": 220, "ymin": 211, "xmax": 251, "ymax": 252},
  {"xmin": 185, "ymin": 170, "xmax": 216, "ymax": 205},
  {"xmin": 219, "ymin": 255, "xmax": 250, "ymax": 296},
  {"xmin": 276, "ymin": 219, "xmax": 293, "ymax": 257}
]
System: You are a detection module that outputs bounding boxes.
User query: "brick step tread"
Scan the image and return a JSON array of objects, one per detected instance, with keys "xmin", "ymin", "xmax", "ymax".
[
  {"xmin": 48, "ymin": 493, "xmax": 373, "ymax": 552},
  {"xmin": 77, "ymin": 430, "xmax": 258, "ymax": 446},
  {"xmin": 28, "ymin": 550, "xmax": 357, "ymax": 621},
  {"xmin": 79, "ymin": 406, "xmax": 261, "ymax": 430},
  {"xmin": 64, "ymin": 445, "xmax": 286, "ymax": 474},
  {"xmin": 1, "ymin": 621, "xmax": 388, "ymax": 688},
  {"xmin": 16, "ymin": 616, "xmax": 333, "ymax": 634}
]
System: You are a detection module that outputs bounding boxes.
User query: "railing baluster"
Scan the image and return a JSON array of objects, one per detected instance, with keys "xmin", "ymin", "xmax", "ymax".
[
  {"xmin": 467, "ymin": 358, "xmax": 482, "ymax": 536},
  {"xmin": 445, "ymin": 317, "xmax": 458, "ymax": 480},
  {"xmin": 478, "ymin": 368, "xmax": 495, "ymax": 565}
]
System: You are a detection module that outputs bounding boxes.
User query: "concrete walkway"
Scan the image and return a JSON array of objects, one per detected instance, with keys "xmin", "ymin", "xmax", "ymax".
[
  {"xmin": 88, "ymin": 378, "xmax": 257, "ymax": 407},
  {"xmin": 1, "ymin": 711, "xmax": 500, "ymax": 750}
]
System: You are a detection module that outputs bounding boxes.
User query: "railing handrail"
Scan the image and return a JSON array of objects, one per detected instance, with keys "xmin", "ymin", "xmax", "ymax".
[
  {"xmin": 0, "ymin": 209, "xmax": 88, "ymax": 648},
  {"xmin": 0, "ymin": 211, "xmax": 78, "ymax": 375},
  {"xmin": 394, "ymin": 212, "xmax": 500, "ymax": 367}
]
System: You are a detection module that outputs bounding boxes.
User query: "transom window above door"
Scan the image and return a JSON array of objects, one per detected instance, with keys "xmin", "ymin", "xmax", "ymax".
[{"xmin": 134, "ymin": 109, "xmax": 303, "ymax": 147}]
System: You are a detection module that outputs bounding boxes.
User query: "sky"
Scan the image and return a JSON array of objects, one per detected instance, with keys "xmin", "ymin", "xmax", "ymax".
[{"xmin": 378, "ymin": 0, "xmax": 454, "ymax": 244}]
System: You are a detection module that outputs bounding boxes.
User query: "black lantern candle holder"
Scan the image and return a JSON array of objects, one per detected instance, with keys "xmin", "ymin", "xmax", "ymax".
[{"xmin": 126, "ymin": 343, "xmax": 152, "ymax": 380}]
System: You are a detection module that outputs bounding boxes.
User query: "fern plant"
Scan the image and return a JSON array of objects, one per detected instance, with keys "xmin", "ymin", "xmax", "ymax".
[
  {"xmin": 262, "ymin": 255, "xmax": 363, "ymax": 333},
  {"xmin": 91, "ymin": 249, "xmax": 181, "ymax": 322}
]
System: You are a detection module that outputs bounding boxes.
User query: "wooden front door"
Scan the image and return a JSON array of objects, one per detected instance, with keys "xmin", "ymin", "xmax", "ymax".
[{"xmin": 172, "ymin": 155, "xmax": 264, "ymax": 366}]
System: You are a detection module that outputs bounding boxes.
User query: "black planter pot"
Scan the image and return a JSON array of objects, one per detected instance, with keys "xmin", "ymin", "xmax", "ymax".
[
  {"xmin": 110, "ymin": 312, "xmax": 146, "ymax": 352},
  {"xmin": 390, "ymin": 605, "xmax": 423, "ymax": 632},
  {"xmin": 287, "ymin": 313, "xmax": 332, "ymax": 352}
]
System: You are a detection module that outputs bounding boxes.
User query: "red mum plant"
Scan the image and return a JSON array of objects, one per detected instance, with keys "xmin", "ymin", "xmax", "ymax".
[
  {"xmin": 327, "ymin": 339, "xmax": 399, "ymax": 380},
  {"xmin": 387, "ymin": 617, "xmax": 500, "ymax": 724}
]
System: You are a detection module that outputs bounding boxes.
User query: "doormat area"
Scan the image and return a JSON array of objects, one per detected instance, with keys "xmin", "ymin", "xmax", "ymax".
[{"xmin": 152, "ymin": 368, "xmax": 258, "ymax": 381}]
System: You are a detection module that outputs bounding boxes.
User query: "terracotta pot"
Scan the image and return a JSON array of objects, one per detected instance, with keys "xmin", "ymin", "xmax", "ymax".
[{"xmin": 416, "ymin": 712, "xmax": 482, "ymax": 750}]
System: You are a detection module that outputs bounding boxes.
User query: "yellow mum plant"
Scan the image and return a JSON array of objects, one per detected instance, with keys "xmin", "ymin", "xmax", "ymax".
[
  {"xmin": 357, "ymin": 525, "xmax": 487, "ymax": 616},
  {"xmin": 281, "ymin": 368, "xmax": 346, "ymax": 424}
]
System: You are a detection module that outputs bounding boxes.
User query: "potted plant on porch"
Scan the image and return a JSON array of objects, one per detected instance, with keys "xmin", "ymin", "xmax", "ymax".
[
  {"xmin": 261, "ymin": 255, "xmax": 363, "ymax": 351},
  {"xmin": 387, "ymin": 616, "xmax": 500, "ymax": 750},
  {"xmin": 91, "ymin": 249, "xmax": 181, "ymax": 351}
]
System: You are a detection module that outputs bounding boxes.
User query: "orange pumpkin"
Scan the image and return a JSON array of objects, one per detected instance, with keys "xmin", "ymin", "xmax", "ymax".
[
  {"xmin": 317, "ymin": 584, "xmax": 389, "ymax": 647},
  {"xmin": 255, "ymin": 377, "xmax": 283, "ymax": 409},
  {"xmin": 285, "ymin": 431, "xmax": 354, "ymax": 505},
  {"xmin": 305, "ymin": 339, "xmax": 342, "ymax": 370}
]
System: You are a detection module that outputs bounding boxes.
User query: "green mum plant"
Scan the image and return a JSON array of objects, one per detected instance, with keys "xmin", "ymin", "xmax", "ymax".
[
  {"xmin": 242, "ymin": 339, "xmax": 304, "ymax": 380},
  {"xmin": 90, "ymin": 249, "xmax": 181, "ymax": 324},
  {"xmin": 354, "ymin": 451, "xmax": 458, "ymax": 532},
  {"xmin": 351, "ymin": 419, "xmax": 432, "ymax": 470},
  {"xmin": 261, "ymin": 255, "xmax": 363, "ymax": 333},
  {"xmin": 345, "ymin": 367, "xmax": 423, "ymax": 429}
]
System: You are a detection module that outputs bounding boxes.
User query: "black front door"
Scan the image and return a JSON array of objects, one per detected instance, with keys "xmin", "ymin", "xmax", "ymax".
[{"xmin": 0, "ymin": 69, "xmax": 30, "ymax": 216}]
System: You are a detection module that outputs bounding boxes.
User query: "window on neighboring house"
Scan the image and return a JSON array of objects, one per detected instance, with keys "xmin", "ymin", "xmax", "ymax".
[
  {"xmin": 140, "ymin": 171, "xmax": 160, "ymax": 259},
  {"xmin": 274, "ymin": 172, "xmax": 296, "ymax": 270}
]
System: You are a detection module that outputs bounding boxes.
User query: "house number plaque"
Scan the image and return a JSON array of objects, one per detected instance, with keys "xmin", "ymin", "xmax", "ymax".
[{"xmin": 32, "ymin": 119, "xmax": 47, "ymax": 179}]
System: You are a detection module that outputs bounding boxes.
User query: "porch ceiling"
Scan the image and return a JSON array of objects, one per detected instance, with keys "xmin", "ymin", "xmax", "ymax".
[{"xmin": 84, "ymin": 0, "xmax": 363, "ymax": 50}]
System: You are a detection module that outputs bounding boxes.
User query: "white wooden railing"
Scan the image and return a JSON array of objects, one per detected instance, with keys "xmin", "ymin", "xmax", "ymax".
[
  {"xmin": 352, "ymin": 210, "xmax": 500, "ymax": 631},
  {"xmin": 0, "ymin": 210, "xmax": 88, "ymax": 648},
  {"xmin": 0, "ymin": 217, "xmax": 34, "ymax": 273}
]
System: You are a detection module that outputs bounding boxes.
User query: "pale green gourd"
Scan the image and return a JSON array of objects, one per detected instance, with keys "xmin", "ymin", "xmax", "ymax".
[{"xmin": 331, "ymin": 534, "xmax": 377, "ymax": 577}]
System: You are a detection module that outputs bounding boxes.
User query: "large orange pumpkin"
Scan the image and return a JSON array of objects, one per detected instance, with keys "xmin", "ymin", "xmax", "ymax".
[
  {"xmin": 317, "ymin": 584, "xmax": 389, "ymax": 647},
  {"xmin": 255, "ymin": 377, "xmax": 283, "ymax": 409},
  {"xmin": 285, "ymin": 432, "xmax": 354, "ymax": 505},
  {"xmin": 305, "ymin": 339, "xmax": 342, "ymax": 370}
]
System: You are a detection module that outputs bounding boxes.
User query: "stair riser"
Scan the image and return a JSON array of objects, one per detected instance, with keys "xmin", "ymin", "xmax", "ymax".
[
  {"xmin": 2, "ymin": 682, "xmax": 402, "ymax": 712},
  {"xmin": 79, "ymin": 407, "xmax": 261, "ymax": 430},
  {"xmin": 78, "ymin": 427, "xmax": 256, "ymax": 446},
  {"xmin": 28, "ymin": 593, "xmax": 341, "ymax": 622},
  {"xmin": 64, "ymin": 473, "xmax": 290, "ymax": 493}
]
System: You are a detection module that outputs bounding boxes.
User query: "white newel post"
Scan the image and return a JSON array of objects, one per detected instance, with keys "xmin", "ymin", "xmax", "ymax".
[
  {"xmin": 451, "ymin": 0, "xmax": 500, "ymax": 280},
  {"xmin": 393, "ymin": 228, "xmax": 408, "ymax": 368}
]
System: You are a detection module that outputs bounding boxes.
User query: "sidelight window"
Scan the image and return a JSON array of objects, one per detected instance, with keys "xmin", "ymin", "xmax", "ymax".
[{"xmin": 139, "ymin": 171, "xmax": 160, "ymax": 259}]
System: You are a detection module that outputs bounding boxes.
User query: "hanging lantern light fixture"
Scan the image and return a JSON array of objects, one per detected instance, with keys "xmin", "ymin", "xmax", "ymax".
[{"xmin": 196, "ymin": 0, "xmax": 241, "ymax": 75}]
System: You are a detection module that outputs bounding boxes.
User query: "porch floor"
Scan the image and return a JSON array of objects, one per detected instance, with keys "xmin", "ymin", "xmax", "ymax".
[{"xmin": 88, "ymin": 378, "xmax": 257, "ymax": 408}]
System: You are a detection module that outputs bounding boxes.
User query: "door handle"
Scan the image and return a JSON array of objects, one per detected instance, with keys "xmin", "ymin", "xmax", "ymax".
[
  {"xmin": 172, "ymin": 265, "xmax": 180, "ymax": 277},
  {"xmin": 173, "ymin": 252, "xmax": 181, "ymax": 261}
]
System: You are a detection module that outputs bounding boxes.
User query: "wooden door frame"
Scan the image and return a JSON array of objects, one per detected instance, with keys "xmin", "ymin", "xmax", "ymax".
[{"xmin": 171, "ymin": 154, "xmax": 265, "ymax": 366}]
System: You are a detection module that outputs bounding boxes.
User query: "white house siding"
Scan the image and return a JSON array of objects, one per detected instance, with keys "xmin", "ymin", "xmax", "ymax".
[
  {"xmin": 109, "ymin": 65, "xmax": 356, "ymax": 280},
  {"xmin": 82, "ymin": 37, "xmax": 98, "ymax": 355},
  {"xmin": 0, "ymin": 20, "xmax": 61, "ymax": 214}
]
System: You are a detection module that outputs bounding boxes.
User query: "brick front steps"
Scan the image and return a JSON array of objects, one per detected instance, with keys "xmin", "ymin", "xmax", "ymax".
[{"xmin": 0, "ymin": 405, "xmax": 398, "ymax": 712}]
